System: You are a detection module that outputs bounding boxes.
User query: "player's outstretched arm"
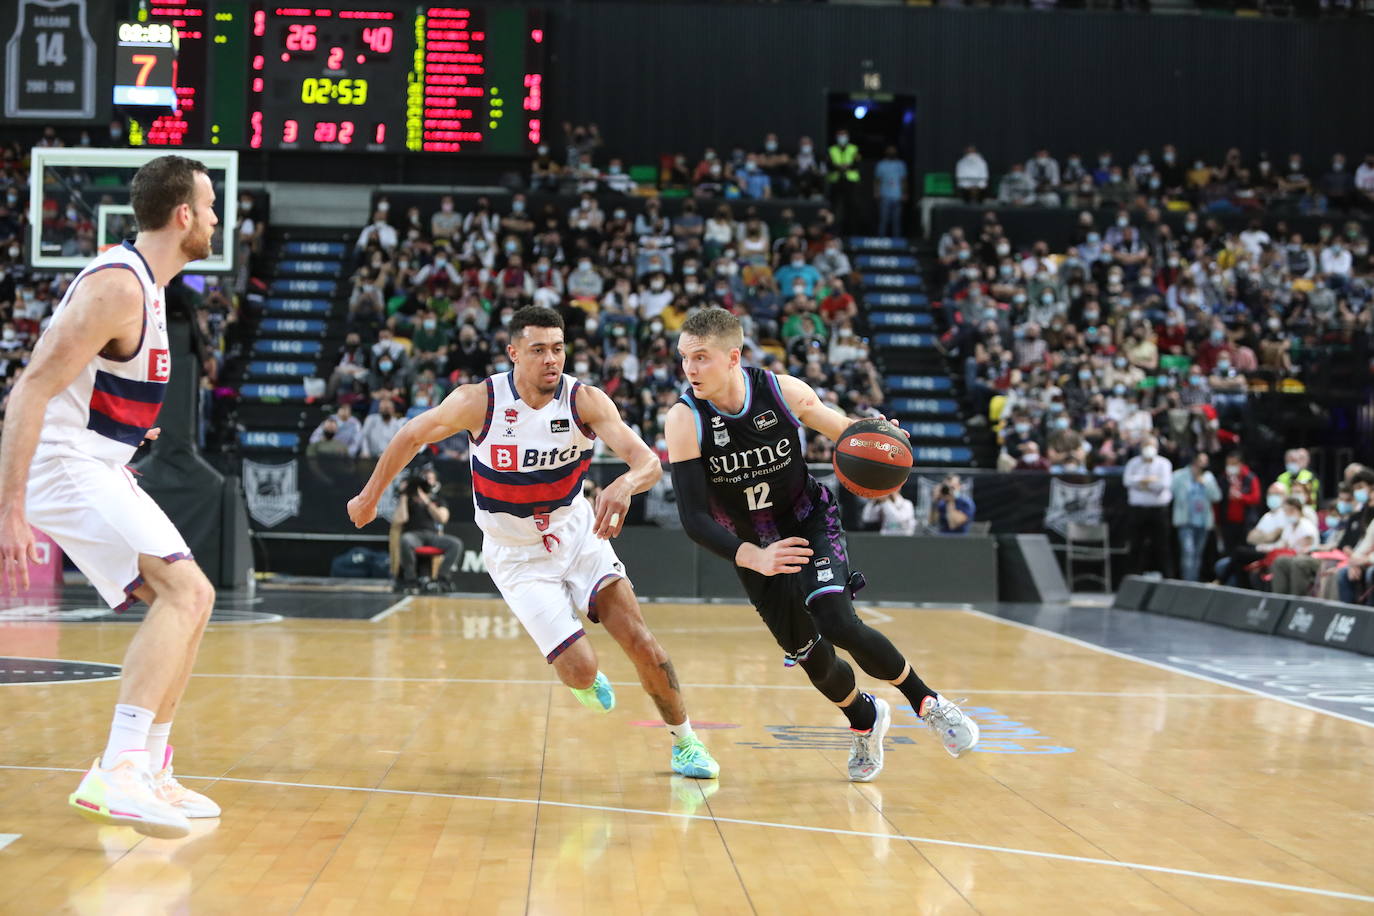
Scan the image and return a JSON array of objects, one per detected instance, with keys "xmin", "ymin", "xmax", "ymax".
[
  {"xmin": 575, "ymin": 384, "xmax": 660, "ymax": 539},
  {"xmin": 774, "ymin": 372, "xmax": 909, "ymax": 443},
  {"xmin": 346, "ymin": 383, "xmax": 485, "ymax": 528},
  {"xmin": 664, "ymin": 403, "xmax": 811, "ymax": 577},
  {"xmin": 0, "ymin": 269, "xmax": 144, "ymax": 594},
  {"xmin": 775, "ymin": 372, "xmax": 850, "ymax": 441}
]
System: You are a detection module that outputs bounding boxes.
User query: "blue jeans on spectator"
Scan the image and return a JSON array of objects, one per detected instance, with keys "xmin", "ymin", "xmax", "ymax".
[
  {"xmin": 1338, "ymin": 567, "xmax": 1373, "ymax": 605},
  {"xmin": 1177, "ymin": 525, "xmax": 1208, "ymax": 582},
  {"xmin": 878, "ymin": 198, "xmax": 903, "ymax": 239}
]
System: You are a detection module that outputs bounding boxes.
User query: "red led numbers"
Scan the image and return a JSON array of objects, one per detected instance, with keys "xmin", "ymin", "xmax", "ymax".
[{"xmin": 285, "ymin": 24, "xmax": 316, "ymax": 52}]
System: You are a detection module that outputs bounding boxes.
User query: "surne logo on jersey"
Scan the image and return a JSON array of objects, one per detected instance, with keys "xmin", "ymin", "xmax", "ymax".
[{"xmin": 148, "ymin": 348, "xmax": 171, "ymax": 382}]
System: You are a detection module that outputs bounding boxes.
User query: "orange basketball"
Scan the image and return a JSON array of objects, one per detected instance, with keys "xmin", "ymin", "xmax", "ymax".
[{"xmin": 833, "ymin": 418, "xmax": 913, "ymax": 499}]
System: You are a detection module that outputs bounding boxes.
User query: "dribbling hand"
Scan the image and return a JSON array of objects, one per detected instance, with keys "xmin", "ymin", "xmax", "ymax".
[
  {"xmin": 0, "ymin": 511, "xmax": 38, "ymax": 595},
  {"xmin": 739, "ymin": 537, "xmax": 813, "ymax": 577},
  {"xmin": 593, "ymin": 478, "xmax": 632, "ymax": 539},
  {"xmin": 346, "ymin": 494, "xmax": 377, "ymax": 528}
]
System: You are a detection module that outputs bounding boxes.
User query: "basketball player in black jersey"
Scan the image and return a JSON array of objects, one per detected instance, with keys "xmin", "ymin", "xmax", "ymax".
[{"xmin": 665, "ymin": 308, "xmax": 978, "ymax": 781}]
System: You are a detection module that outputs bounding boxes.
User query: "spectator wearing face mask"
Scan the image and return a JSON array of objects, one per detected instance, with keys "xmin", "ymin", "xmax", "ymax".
[
  {"xmin": 638, "ymin": 271, "xmax": 674, "ymax": 321},
  {"xmin": 1171, "ymin": 453, "xmax": 1222, "ymax": 581},
  {"xmin": 1012, "ymin": 322, "xmax": 1048, "ymax": 368},
  {"xmin": 530, "ymin": 144, "xmax": 562, "ymax": 190},
  {"xmin": 560, "ymin": 258, "xmax": 601, "ymax": 308},
  {"xmin": 306, "ymin": 417, "xmax": 351, "ymax": 457},
  {"xmin": 355, "ymin": 210, "xmax": 397, "ymax": 253},
  {"xmin": 998, "ymin": 163, "xmax": 1036, "ymax": 207},
  {"xmin": 431, "ymin": 195, "xmax": 461, "ymax": 240},
  {"xmin": 1024, "ymin": 149, "xmax": 1061, "ymax": 207},
  {"xmin": 1275, "ymin": 448, "xmax": 1320, "ymax": 507},
  {"xmin": 358, "ymin": 397, "xmax": 405, "ymax": 459},
  {"xmin": 1123, "ymin": 435, "xmax": 1174, "ymax": 577},
  {"xmin": 325, "ymin": 333, "xmax": 372, "ymax": 401},
  {"xmin": 1274, "ymin": 484, "xmax": 1356, "ymax": 596},
  {"xmin": 1217, "ymin": 482, "xmax": 1290, "ymax": 586},
  {"xmin": 1217, "ymin": 451, "xmax": 1262, "ymax": 552},
  {"xmin": 813, "ymin": 240, "xmax": 852, "ymax": 283},
  {"xmin": 819, "ymin": 279, "xmax": 857, "ymax": 327},
  {"xmin": 955, "ymin": 145, "xmax": 989, "ymax": 203},
  {"xmin": 774, "ymin": 251, "xmax": 821, "ymax": 299},
  {"xmin": 1319, "ymin": 154, "xmax": 1355, "ymax": 211},
  {"xmin": 368, "ymin": 347, "xmax": 411, "ymax": 405}
]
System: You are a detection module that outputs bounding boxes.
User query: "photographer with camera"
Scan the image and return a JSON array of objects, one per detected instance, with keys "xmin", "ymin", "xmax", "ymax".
[
  {"xmin": 929, "ymin": 474, "xmax": 975, "ymax": 535},
  {"xmin": 396, "ymin": 464, "xmax": 463, "ymax": 592}
]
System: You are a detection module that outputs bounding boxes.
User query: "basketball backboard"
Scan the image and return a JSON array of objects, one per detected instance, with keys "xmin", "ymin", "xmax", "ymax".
[{"xmin": 27, "ymin": 146, "xmax": 238, "ymax": 272}]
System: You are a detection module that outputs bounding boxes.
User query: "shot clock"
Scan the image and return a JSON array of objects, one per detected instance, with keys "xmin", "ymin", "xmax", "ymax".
[{"xmin": 126, "ymin": 1, "xmax": 549, "ymax": 155}]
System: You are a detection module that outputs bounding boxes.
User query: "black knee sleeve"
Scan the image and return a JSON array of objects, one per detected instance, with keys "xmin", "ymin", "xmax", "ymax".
[
  {"xmin": 808, "ymin": 593, "xmax": 907, "ymax": 681},
  {"xmin": 796, "ymin": 638, "xmax": 856, "ymax": 704}
]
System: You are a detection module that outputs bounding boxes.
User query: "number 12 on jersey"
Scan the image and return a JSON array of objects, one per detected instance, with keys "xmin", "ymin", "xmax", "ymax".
[{"xmin": 743, "ymin": 482, "xmax": 772, "ymax": 511}]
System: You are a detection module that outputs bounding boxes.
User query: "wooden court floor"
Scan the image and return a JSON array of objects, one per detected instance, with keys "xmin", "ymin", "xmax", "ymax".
[{"xmin": 1, "ymin": 596, "xmax": 1372, "ymax": 915}]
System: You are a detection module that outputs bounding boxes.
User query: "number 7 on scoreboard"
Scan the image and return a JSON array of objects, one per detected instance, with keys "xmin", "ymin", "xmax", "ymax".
[{"xmin": 130, "ymin": 53, "xmax": 157, "ymax": 86}]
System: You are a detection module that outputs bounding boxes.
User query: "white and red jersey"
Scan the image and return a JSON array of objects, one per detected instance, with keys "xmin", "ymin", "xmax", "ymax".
[
  {"xmin": 36, "ymin": 241, "xmax": 171, "ymax": 465},
  {"xmin": 469, "ymin": 372, "xmax": 597, "ymax": 546}
]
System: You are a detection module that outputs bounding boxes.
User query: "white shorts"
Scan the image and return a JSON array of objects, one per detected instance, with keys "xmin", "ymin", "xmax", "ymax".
[
  {"xmin": 483, "ymin": 502, "xmax": 629, "ymax": 662},
  {"xmin": 26, "ymin": 452, "xmax": 192, "ymax": 610}
]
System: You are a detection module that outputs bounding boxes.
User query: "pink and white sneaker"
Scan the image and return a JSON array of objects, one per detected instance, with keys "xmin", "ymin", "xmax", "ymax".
[
  {"xmin": 152, "ymin": 747, "xmax": 221, "ymax": 818},
  {"xmin": 69, "ymin": 749, "xmax": 191, "ymax": 839}
]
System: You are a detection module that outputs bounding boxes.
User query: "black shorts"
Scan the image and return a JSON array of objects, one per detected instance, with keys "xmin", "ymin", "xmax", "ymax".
[{"xmin": 736, "ymin": 499, "xmax": 853, "ymax": 665}]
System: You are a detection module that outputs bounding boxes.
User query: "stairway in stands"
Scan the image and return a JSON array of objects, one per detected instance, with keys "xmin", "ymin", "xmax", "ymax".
[
  {"xmin": 849, "ymin": 236, "xmax": 973, "ymax": 467},
  {"xmin": 226, "ymin": 227, "xmax": 355, "ymax": 453}
]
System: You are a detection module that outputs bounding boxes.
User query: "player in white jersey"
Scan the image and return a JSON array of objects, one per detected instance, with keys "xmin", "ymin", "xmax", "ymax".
[
  {"xmin": 0, "ymin": 156, "xmax": 222, "ymax": 838},
  {"xmin": 348, "ymin": 306, "xmax": 718, "ymax": 778}
]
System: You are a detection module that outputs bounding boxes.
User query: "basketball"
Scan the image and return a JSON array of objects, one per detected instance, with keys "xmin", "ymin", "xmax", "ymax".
[{"xmin": 833, "ymin": 419, "xmax": 913, "ymax": 499}]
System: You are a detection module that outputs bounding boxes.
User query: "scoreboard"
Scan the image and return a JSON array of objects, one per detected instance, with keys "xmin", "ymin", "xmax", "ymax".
[{"xmin": 119, "ymin": 1, "xmax": 548, "ymax": 155}]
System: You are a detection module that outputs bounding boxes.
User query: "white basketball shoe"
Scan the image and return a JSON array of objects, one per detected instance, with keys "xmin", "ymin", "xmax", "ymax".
[
  {"xmin": 69, "ymin": 749, "xmax": 191, "ymax": 839},
  {"xmin": 919, "ymin": 695, "xmax": 980, "ymax": 758},
  {"xmin": 152, "ymin": 747, "xmax": 221, "ymax": 818},
  {"xmin": 847, "ymin": 695, "xmax": 892, "ymax": 782}
]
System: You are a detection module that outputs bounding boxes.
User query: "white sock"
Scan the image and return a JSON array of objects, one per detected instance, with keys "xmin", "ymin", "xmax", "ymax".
[
  {"xmin": 101, "ymin": 704, "xmax": 155, "ymax": 769},
  {"xmin": 667, "ymin": 718, "xmax": 695, "ymax": 746},
  {"xmin": 146, "ymin": 721, "xmax": 172, "ymax": 769}
]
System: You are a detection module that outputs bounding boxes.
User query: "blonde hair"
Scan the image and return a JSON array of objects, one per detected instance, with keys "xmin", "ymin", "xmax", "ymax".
[{"xmin": 681, "ymin": 307, "xmax": 743, "ymax": 350}]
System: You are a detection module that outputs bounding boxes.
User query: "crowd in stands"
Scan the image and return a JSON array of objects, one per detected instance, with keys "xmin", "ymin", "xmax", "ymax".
[
  {"xmin": 530, "ymin": 122, "xmax": 834, "ymax": 204},
  {"xmin": 527, "ymin": 122, "xmax": 898, "ymax": 235},
  {"xmin": 1121, "ymin": 443, "xmax": 1374, "ymax": 605},
  {"xmin": 323, "ymin": 183, "xmax": 880, "ymax": 463},
  {"xmin": 955, "ymin": 145, "xmax": 1374, "ymax": 216},
  {"xmin": 0, "ymin": 129, "xmax": 251, "ymax": 444},
  {"xmin": 942, "ymin": 198, "xmax": 1372, "ymax": 476}
]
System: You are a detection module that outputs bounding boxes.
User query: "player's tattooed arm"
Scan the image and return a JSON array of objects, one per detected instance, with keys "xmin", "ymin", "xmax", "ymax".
[{"xmin": 346, "ymin": 382, "xmax": 487, "ymax": 528}]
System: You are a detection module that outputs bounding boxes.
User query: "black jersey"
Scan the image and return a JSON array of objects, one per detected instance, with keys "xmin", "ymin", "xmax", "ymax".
[{"xmin": 680, "ymin": 367, "xmax": 832, "ymax": 545}]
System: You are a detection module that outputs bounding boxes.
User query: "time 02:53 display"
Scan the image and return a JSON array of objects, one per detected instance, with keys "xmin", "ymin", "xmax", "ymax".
[{"xmin": 299, "ymin": 77, "xmax": 369, "ymax": 105}]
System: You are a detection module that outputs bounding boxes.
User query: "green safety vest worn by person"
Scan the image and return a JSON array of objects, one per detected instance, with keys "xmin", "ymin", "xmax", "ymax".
[
  {"xmin": 828, "ymin": 142, "xmax": 859, "ymax": 184},
  {"xmin": 1276, "ymin": 468, "xmax": 1320, "ymax": 505}
]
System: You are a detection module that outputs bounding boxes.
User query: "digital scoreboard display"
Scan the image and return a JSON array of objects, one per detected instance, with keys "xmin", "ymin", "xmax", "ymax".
[{"xmin": 125, "ymin": 1, "xmax": 549, "ymax": 155}]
